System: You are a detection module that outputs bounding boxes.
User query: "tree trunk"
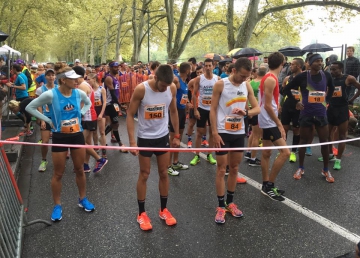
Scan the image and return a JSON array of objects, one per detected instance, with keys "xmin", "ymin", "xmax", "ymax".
[
  {"xmin": 226, "ymin": 0, "xmax": 235, "ymax": 51},
  {"xmin": 131, "ymin": 0, "xmax": 149, "ymax": 64},
  {"xmin": 83, "ymin": 38, "xmax": 88, "ymax": 64},
  {"xmin": 89, "ymin": 37, "xmax": 95, "ymax": 65},
  {"xmin": 101, "ymin": 15, "xmax": 112, "ymax": 63},
  {"xmin": 115, "ymin": 8, "xmax": 126, "ymax": 61}
]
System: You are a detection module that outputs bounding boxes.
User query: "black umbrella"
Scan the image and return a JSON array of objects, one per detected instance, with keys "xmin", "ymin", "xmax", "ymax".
[
  {"xmin": 232, "ymin": 48, "xmax": 262, "ymax": 58},
  {"xmin": 219, "ymin": 55, "xmax": 232, "ymax": 63},
  {"xmin": 278, "ymin": 46, "xmax": 305, "ymax": 57},
  {"xmin": 302, "ymin": 43, "xmax": 333, "ymax": 53},
  {"xmin": 0, "ymin": 30, "xmax": 9, "ymax": 42}
]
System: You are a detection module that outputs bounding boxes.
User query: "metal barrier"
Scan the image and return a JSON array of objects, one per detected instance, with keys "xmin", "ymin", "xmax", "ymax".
[{"xmin": 0, "ymin": 145, "xmax": 51, "ymax": 258}]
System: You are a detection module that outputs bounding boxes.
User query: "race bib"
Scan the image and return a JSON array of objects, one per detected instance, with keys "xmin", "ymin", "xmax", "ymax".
[
  {"xmin": 121, "ymin": 82, "xmax": 128, "ymax": 88},
  {"xmin": 60, "ymin": 118, "xmax": 80, "ymax": 133},
  {"xmin": 291, "ymin": 90, "xmax": 301, "ymax": 100},
  {"xmin": 180, "ymin": 94, "xmax": 188, "ymax": 105},
  {"xmin": 94, "ymin": 98, "xmax": 102, "ymax": 106},
  {"xmin": 308, "ymin": 91, "xmax": 325, "ymax": 103},
  {"xmin": 113, "ymin": 103, "xmax": 120, "ymax": 112},
  {"xmin": 144, "ymin": 104, "xmax": 165, "ymax": 120},
  {"xmin": 202, "ymin": 96, "xmax": 212, "ymax": 106},
  {"xmin": 332, "ymin": 86, "xmax": 342, "ymax": 97},
  {"xmin": 224, "ymin": 116, "xmax": 242, "ymax": 131}
]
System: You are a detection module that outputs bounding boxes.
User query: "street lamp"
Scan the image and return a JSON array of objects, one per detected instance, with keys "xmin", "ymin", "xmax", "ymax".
[{"xmin": 132, "ymin": 7, "xmax": 150, "ymax": 63}]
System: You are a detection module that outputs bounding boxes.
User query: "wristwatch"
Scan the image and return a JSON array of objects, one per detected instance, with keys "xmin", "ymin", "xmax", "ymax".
[{"xmin": 174, "ymin": 134, "xmax": 181, "ymax": 139}]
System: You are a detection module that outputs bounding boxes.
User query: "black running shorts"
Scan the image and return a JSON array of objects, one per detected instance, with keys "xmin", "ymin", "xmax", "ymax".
[
  {"xmin": 216, "ymin": 133, "xmax": 245, "ymax": 156},
  {"xmin": 196, "ymin": 107, "xmax": 211, "ymax": 128},
  {"xmin": 137, "ymin": 134, "xmax": 169, "ymax": 157},
  {"xmin": 262, "ymin": 127, "xmax": 282, "ymax": 142},
  {"xmin": 327, "ymin": 105, "xmax": 349, "ymax": 126},
  {"xmin": 52, "ymin": 132, "xmax": 85, "ymax": 152}
]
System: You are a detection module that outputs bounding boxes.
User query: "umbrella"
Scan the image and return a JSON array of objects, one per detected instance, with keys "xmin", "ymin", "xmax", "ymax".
[
  {"xmin": 248, "ymin": 56, "xmax": 259, "ymax": 61},
  {"xmin": 203, "ymin": 53, "xmax": 222, "ymax": 61},
  {"xmin": 0, "ymin": 30, "xmax": 8, "ymax": 42},
  {"xmin": 232, "ymin": 48, "xmax": 262, "ymax": 59},
  {"xmin": 219, "ymin": 55, "xmax": 232, "ymax": 63},
  {"xmin": 302, "ymin": 43, "xmax": 333, "ymax": 53},
  {"xmin": 278, "ymin": 46, "xmax": 305, "ymax": 57},
  {"xmin": 227, "ymin": 48, "xmax": 241, "ymax": 56}
]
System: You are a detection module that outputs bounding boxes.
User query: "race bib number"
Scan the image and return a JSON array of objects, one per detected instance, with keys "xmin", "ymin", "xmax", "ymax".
[
  {"xmin": 291, "ymin": 90, "xmax": 301, "ymax": 100},
  {"xmin": 224, "ymin": 116, "xmax": 242, "ymax": 131},
  {"xmin": 308, "ymin": 91, "xmax": 325, "ymax": 103},
  {"xmin": 113, "ymin": 103, "xmax": 120, "ymax": 112},
  {"xmin": 144, "ymin": 104, "xmax": 165, "ymax": 120},
  {"xmin": 180, "ymin": 94, "xmax": 188, "ymax": 105},
  {"xmin": 202, "ymin": 96, "xmax": 212, "ymax": 106},
  {"xmin": 121, "ymin": 82, "xmax": 128, "ymax": 88},
  {"xmin": 332, "ymin": 86, "xmax": 342, "ymax": 97},
  {"xmin": 94, "ymin": 98, "xmax": 102, "ymax": 106},
  {"xmin": 60, "ymin": 118, "xmax": 80, "ymax": 133}
]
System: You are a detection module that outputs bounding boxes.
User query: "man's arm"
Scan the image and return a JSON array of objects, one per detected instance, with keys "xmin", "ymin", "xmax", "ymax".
[
  {"xmin": 126, "ymin": 84, "xmax": 145, "ymax": 147},
  {"xmin": 347, "ymin": 75, "xmax": 360, "ymax": 103},
  {"xmin": 192, "ymin": 76, "xmax": 200, "ymax": 117},
  {"xmin": 173, "ymin": 76, "xmax": 180, "ymax": 89},
  {"xmin": 104, "ymin": 76, "xmax": 119, "ymax": 104},
  {"xmin": 209, "ymin": 80, "xmax": 224, "ymax": 136},
  {"xmin": 169, "ymin": 84, "xmax": 180, "ymax": 135},
  {"xmin": 326, "ymin": 72, "xmax": 335, "ymax": 103}
]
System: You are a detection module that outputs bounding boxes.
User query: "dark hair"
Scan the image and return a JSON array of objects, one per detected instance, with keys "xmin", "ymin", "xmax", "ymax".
[
  {"xmin": 204, "ymin": 58, "xmax": 214, "ymax": 64},
  {"xmin": 179, "ymin": 62, "xmax": 191, "ymax": 73},
  {"xmin": 155, "ymin": 65, "xmax": 174, "ymax": 84},
  {"xmin": 252, "ymin": 68, "xmax": 258, "ymax": 73},
  {"xmin": 0, "ymin": 57, "xmax": 4, "ymax": 62},
  {"xmin": 227, "ymin": 64, "xmax": 235, "ymax": 73},
  {"xmin": 196, "ymin": 66, "xmax": 203, "ymax": 71},
  {"xmin": 234, "ymin": 57, "xmax": 252, "ymax": 72},
  {"xmin": 331, "ymin": 61, "xmax": 344, "ymax": 70},
  {"xmin": 12, "ymin": 64, "xmax": 22, "ymax": 72},
  {"xmin": 73, "ymin": 66, "xmax": 85, "ymax": 77},
  {"xmin": 150, "ymin": 61, "xmax": 160, "ymax": 71},
  {"xmin": 188, "ymin": 57, "xmax": 197, "ymax": 65},
  {"xmin": 268, "ymin": 52, "xmax": 285, "ymax": 70},
  {"xmin": 293, "ymin": 58, "xmax": 305, "ymax": 69}
]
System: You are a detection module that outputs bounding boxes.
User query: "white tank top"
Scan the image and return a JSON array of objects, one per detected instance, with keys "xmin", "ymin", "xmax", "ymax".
[
  {"xmin": 137, "ymin": 81, "xmax": 172, "ymax": 139},
  {"xmin": 217, "ymin": 78, "xmax": 247, "ymax": 134},
  {"xmin": 198, "ymin": 74, "xmax": 218, "ymax": 111},
  {"xmin": 93, "ymin": 86, "xmax": 103, "ymax": 108}
]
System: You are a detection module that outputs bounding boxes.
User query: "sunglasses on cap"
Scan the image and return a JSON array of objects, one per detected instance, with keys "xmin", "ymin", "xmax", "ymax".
[{"xmin": 109, "ymin": 62, "xmax": 119, "ymax": 67}]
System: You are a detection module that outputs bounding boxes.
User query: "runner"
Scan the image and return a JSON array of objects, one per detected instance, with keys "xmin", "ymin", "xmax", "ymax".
[
  {"xmin": 127, "ymin": 65, "xmax": 179, "ymax": 231},
  {"xmin": 318, "ymin": 61, "xmax": 360, "ymax": 170},
  {"xmin": 25, "ymin": 64, "xmax": 95, "ymax": 221},
  {"xmin": 7, "ymin": 64, "xmax": 29, "ymax": 101},
  {"xmin": 73, "ymin": 66, "xmax": 108, "ymax": 173},
  {"xmin": 280, "ymin": 58, "xmax": 304, "ymax": 163},
  {"xmin": 285, "ymin": 53, "xmax": 335, "ymax": 183},
  {"xmin": 8, "ymin": 98, "xmax": 33, "ymax": 134},
  {"xmin": 168, "ymin": 62, "xmax": 191, "ymax": 176},
  {"xmin": 35, "ymin": 69, "xmax": 58, "ymax": 172},
  {"xmin": 104, "ymin": 61, "xmax": 127, "ymax": 152},
  {"xmin": 190, "ymin": 59, "xmax": 218, "ymax": 166},
  {"xmin": 258, "ymin": 52, "xmax": 289, "ymax": 201},
  {"xmin": 210, "ymin": 57, "xmax": 259, "ymax": 223}
]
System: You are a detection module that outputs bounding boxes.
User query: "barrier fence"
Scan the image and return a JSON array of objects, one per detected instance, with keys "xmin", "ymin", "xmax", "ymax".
[
  {"xmin": 118, "ymin": 72, "xmax": 148, "ymax": 107},
  {"xmin": 0, "ymin": 144, "xmax": 51, "ymax": 258}
]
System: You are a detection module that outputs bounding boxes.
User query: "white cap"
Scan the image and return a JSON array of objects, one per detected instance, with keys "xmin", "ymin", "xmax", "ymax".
[
  {"xmin": 57, "ymin": 70, "xmax": 81, "ymax": 79},
  {"xmin": 75, "ymin": 59, "xmax": 80, "ymax": 63}
]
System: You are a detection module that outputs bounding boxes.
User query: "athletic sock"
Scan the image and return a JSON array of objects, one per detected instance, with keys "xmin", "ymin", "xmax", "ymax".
[
  {"xmin": 266, "ymin": 182, "xmax": 274, "ymax": 189},
  {"xmin": 292, "ymin": 135, "xmax": 300, "ymax": 152},
  {"xmin": 138, "ymin": 200, "xmax": 145, "ymax": 215},
  {"xmin": 160, "ymin": 196, "xmax": 168, "ymax": 211},
  {"xmin": 323, "ymin": 167, "xmax": 329, "ymax": 172},
  {"xmin": 226, "ymin": 190, "xmax": 234, "ymax": 204},
  {"xmin": 105, "ymin": 125, "xmax": 112, "ymax": 135},
  {"xmin": 112, "ymin": 130, "xmax": 122, "ymax": 144},
  {"xmin": 202, "ymin": 135, "xmax": 206, "ymax": 141},
  {"xmin": 217, "ymin": 195, "xmax": 225, "ymax": 208},
  {"xmin": 188, "ymin": 135, "xmax": 192, "ymax": 142},
  {"xmin": 262, "ymin": 181, "xmax": 268, "ymax": 187}
]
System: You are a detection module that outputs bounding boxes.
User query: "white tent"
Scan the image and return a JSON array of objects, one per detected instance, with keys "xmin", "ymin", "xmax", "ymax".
[{"xmin": 0, "ymin": 44, "xmax": 21, "ymax": 55}]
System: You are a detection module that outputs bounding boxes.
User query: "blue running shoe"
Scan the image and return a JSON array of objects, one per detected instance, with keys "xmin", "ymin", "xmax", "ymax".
[
  {"xmin": 78, "ymin": 197, "xmax": 95, "ymax": 212},
  {"xmin": 84, "ymin": 163, "xmax": 91, "ymax": 173},
  {"xmin": 51, "ymin": 205, "xmax": 62, "ymax": 222},
  {"xmin": 93, "ymin": 158, "xmax": 108, "ymax": 173},
  {"xmin": 305, "ymin": 147, "xmax": 312, "ymax": 156}
]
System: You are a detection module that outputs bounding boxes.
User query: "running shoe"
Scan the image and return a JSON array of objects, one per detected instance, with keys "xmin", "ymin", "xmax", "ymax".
[
  {"xmin": 26, "ymin": 130, "xmax": 34, "ymax": 136},
  {"xmin": 244, "ymin": 152, "xmax": 251, "ymax": 160},
  {"xmin": 332, "ymin": 147, "xmax": 338, "ymax": 156},
  {"xmin": 119, "ymin": 143, "xmax": 128, "ymax": 153},
  {"xmin": 78, "ymin": 197, "xmax": 95, "ymax": 212},
  {"xmin": 172, "ymin": 161, "xmax": 189, "ymax": 170},
  {"xmin": 261, "ymin": 186, "xmax": 285, "ymax": 201},
  {"xmin": 111, "ymin": 135, "xmax": 117, "ymax": 143},
  {"xmin": 321, "ymin": 170, "xmax": 334, "ymax": 183},
  {"xmin": 93, "ymin": 158, "xmax": 108, "ymax": 173},
  {"xmin": 84, "ymin": 163, "xmax": 91, "ymax": 173},
  {"xmin": 293, "ymin": 168, "xmax": 304, "ymax": 180},
  {"xmin": 51, "ymin": 205, "xmax": 62, "ymax": 222},
  {"xmin": 262, "ymin": 185, "xmax": 285, "ymax": 196},
  {"xmin": 225, "ymin": 167, "xmax": 229, "ymax": 176},
  {"xmin": 305, "ymin": 147, "xmax": 312, "ymax": 156},
  {"xmin": 237, "ymin": 177, "xmax": 247, "ymax": 184},
  {"xmin": 201, "ymin": 139, "xmax": 209, "ymax": 147},
  {"xmin": 187, "ymin": 140, "xmax": 192, "ymax": 148},
  {"xmin": 38, "ymin": 160, "xmax": 48, "ymax": 172},
  {"xmin": 289, "ymin": 152, "xmax": 297, "ymax": 163},
  {"xmin": 167, "ymin": 166, "xmax": 180, "ymax": 176},
  {"xmin": 190, "ymin": 155, "xmax": 200, "ymax": 166},
  {"xmin": 225, "ymin": 203, "xmax": 244, "ymax": 218},
  {"xmin": 248, "ymin": 158, "xmax": 261, "ymax": 167},
  {"xmin": 159, "ymin": 208, "xmax": 177, "ymax": 226},
  {"xmin": 37, "ymin": 139, "xmax": 42, "ymax": 144},
  {"xmin": 215, "ymin": 207, "xmax": 226, "ymax": 224},
  {"xmin": 207, "ymin": 154, "xmax": 216, "ymax": 165},
  {"xmin": 333, "ymin": 159, "xmax": 341, "ymax": 170},
  {"xmin": 137, "ymin": 212, "xmax": 153, "ymax": 231},
  {"xmin": 318, "ymin": 155, "xmax": 336, "ymax": 162}
]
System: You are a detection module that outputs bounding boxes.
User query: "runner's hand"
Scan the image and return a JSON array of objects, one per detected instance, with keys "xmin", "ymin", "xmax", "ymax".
[
  {"xmin": 296, "ymin": 102, "xmax": 304, "ymax": 110},
  {"xmin": 194, "ymin": 110, "xmax": 200, "ymax": 120},
  {"xmin": 129, "ymin": 143, "xmax": 139, "ymax": 156},
  {"xmin": 187, "ymin": 103, "xmax": 193, "ymax": 109},
  {"xmin": 232, "ymin": 108, "xmax": 246, "ymax": 116},
  {"xmin": 97, "ymin": 114, "xmax": 103, "ymax": 120},
  {"xmin": 213, "ymin": 133, "xmax": 224, "ymax": 148},
  {"xmin": 278, "ymin": 125, "xmax": 286, "ymax": 140},
  {"xmin": 40, "ymin": 121, "xmax": 46, "ymax": 130},
  {"xmin": 172, "ymin": 138, "xmax": 180, "ymax": 148}
]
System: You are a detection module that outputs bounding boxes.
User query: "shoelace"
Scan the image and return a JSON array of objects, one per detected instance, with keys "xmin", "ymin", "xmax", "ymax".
[
  {"xmin": 295, "ymin": 169, "xmax": 302, "ymax": 176},
  {"xmin": 216, "ymin": 208, "xmax": 225, "ymax": 218},
  {"xmin": 326, "ymin": 171, "xmax": 333, "ymax": 179},
  {"xmin": 272, "ymin": 188, "xmax": 280, "ymax": 196}
]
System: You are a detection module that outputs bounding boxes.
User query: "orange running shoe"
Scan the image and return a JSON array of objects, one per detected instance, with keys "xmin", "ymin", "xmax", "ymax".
[
  {"xmin": 159, "ymin": 208, "xmax": 177, "ymax": 226},
  {"xmin": 201, "ymin": 139, "xmax": 209, "ymax": 147},
  {"xmin": 293, "ymin": 168, "xmax": 304, "ymax": 180},
  {"xmin": 332, "ymin": 147, "xmax": 338, "ymax": 156},
  {"xmin": 226, "ymin": 203, "xmax": 244, "ymax": 218},
  {"xmin": 187, "ymin": 140, "xmax": 192, "ymax": 148},
  {"xmin": 215, "ymin": 207, "xmax": 226, "ymax": 224},
  {"xmin": 237, "ymin": 177, "xmax": 247, "ymax": 184},
  {"xmin": 137, "ymin": 212, "xmax": 153, "ymax": 231},
  {"xmin": 322, "ymin": 170, "xmax": 335, "ymax": 183}
]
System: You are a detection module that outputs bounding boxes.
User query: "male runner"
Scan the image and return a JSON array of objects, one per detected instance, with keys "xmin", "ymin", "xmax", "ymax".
[
  {"xmin": 211, "ymin": 57, "xmax": 260, "ymax": 223},
  {"xmin": 258, "ymin": 52, "xmax": 290, "ymax": 201},
  {"xmin": 127, "ymin": 65, "xmax": 180, "ymax": 231},
  {"xmin": 285, "ymin": 54, "xmax": 335, "ymax": 183}
]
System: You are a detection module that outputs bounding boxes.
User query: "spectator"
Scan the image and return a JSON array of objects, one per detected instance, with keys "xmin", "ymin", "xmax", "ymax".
[
  {"xmin": 344, "ymin": 46, "xmax": 360, "ymax": 105},
  {"xmin": 6, "ymin": 63, "xmax": 29, "ymax": 101}
]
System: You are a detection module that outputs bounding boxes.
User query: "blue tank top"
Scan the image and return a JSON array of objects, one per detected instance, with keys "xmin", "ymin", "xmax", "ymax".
[
  {"xmin": 175, "ymin": 74, "xmax": 188, "ymax": 110},
  {"xmin": 48, "ymin": 88, "xmax": 83, "ymax": 133},
  {"xmin": 41, "ymin": 84, "xmax": 58, "ymax": 117}
]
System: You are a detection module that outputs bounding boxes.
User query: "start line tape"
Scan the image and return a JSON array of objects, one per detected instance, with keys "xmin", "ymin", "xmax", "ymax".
[{"xmin": 0, "ymin": 137, "xmax": 359, "ymax": 152}]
